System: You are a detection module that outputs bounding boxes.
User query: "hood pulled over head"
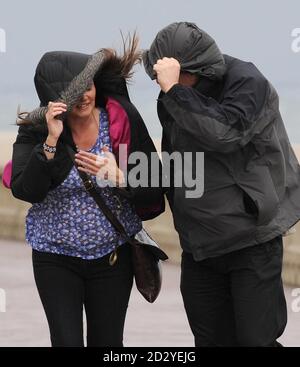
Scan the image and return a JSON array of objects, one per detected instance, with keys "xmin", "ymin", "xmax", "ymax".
[
  {"xmin": 18, "ymin": 49, "xmax": 105, "ymax": 125},
  {"xmin": 143, "ymin": 22, "xmax": 226, "ymax": 80},
  {"xmin": 17, "ymin": 33, "xmax": 141, "ymax": 126},
  {"xmin": 34, "ymin": 51, "xmax": 90, "ymax": 107}
]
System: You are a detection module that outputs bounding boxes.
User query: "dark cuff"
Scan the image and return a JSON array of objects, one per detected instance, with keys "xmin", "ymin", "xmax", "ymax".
[
  {"xmin": 164, "ymin": 83, "xmax": 182, "ymax": 99},
  {"xmin": 34, "ymin": 143, "xmax": 61, "ymax": 170}
]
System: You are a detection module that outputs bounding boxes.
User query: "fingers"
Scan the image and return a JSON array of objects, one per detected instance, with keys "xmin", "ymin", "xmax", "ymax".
[
  {"xmin": 46, "ymin": 102, "xmax": 67, "ymax": 121},
  {"xmin": 48, "ymin": 107, "xmax": 67, "ymax": 113},
  {"xmin": 153, "ymin": 57, "xmax": 180, "ymax": 69},
  {"xmin": 49, "ymin": 108, "xmax": 66, "ymax": 115},
  {"xmin": 47, "ymin": 102, "xmax": 67, "ymax": 117},
  {"xmin": 157, "ymin": 57, "xmax": 178, "ymax": 62},
  {"xmin": 76, "ymin": 150, "xmax": 111, "ymax": 163},
  {"xmin": 46, "ymin": 110, "xmax": 66, "ymax": 120},
  {"xmin": 75, "ymin": 150, "xmax": 98, "ymax": 161},
  {"xmin": 77, "ymin": 160, "xmax": 109, "ymax": 176},
  {"xmin": 48, "ymin": 101, "xmax": 67, "ymax": 109},
  {"xmin": 75, "ymin": 156, "xmax": 107, "ymax": 169},
  {"xmin": 77, "ymin": 165, "xmax": 111, "ymax": 180},
  {"xmin": 75, "ymin": 151, "xmax": 108, "ymax": 176},
  {"xmin": 75, "ymin": 151, "xmax": 107, "ymax": 164},
  {"xmin": 77, "ymin": 166, "xmax": 98, "ymax": 176},
  {"xmin": 75, "ymin": 158, "xmax": 101, "ymax": 174}
]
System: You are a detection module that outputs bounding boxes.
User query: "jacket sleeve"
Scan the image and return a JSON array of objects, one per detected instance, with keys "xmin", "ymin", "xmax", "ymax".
[
  {"xmin": 11, "ymin": 125, "xmax": 60, "ymax": 203},
  {"xmin": 160, "ymin": 68, "xmax": 274, "ymax": 153}
]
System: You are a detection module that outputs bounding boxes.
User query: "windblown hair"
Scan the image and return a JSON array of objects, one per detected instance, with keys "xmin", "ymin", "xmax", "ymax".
[
  {"xmin": 97, "ymin": 32, "xmax": 142, "ymax": 82},
  {"xmin": 94, "ymin": 31, "xmax": 142, "ymax": 99},
  {"xmin": 16, "ymin": 32, "xmax": 142, "ymax": 126}
]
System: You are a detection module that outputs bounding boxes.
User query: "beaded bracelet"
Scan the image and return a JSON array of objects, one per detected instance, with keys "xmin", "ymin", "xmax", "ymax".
[{"xmin": 43, "ymin": 142, "xmax": 57, "ymax": 154}]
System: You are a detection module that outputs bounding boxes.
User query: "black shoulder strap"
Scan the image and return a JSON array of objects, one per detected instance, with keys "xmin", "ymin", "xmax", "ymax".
[{"xmin": 66, "ymin": 144, "xmax": 131, "ymax": 243}]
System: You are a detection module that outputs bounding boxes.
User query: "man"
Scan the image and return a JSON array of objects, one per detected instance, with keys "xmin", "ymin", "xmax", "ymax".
[{"xmin": 143, "ymin": 22, "xmax": 300, "ymax": 347}]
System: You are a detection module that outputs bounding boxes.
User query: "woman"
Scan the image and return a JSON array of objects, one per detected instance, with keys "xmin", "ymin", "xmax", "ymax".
[{"xmin": 11, "ymin": 35, "xmax": 164, "ymax": 347}]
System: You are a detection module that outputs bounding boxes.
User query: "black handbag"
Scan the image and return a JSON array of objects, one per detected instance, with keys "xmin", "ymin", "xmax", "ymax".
[{"xmin": 66, "ymin": 145, "xmax": 168, "ymax": 303}]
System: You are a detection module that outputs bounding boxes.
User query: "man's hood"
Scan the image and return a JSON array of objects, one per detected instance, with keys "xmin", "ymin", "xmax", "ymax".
[{"xmin": 143, "ymin": 22, "xmax": 226, "ymax": 80}]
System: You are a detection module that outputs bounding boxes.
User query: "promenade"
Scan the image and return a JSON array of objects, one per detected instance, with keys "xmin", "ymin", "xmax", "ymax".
[{"xmin": 0, "ymin": 239, "xmax": 299, "ymax": 347}]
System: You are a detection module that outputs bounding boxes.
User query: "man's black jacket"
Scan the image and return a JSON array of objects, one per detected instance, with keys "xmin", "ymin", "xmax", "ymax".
[{"xmin": 157, "ymin": 54, "xmax": 300, "ymax": 260}]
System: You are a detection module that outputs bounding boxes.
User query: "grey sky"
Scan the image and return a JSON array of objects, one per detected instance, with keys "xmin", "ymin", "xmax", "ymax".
[{"xmin": 0, "ymin": 0, "xmax": 300, "ymax": 139}]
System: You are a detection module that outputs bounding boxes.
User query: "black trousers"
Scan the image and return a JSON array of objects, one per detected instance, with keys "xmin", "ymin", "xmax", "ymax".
[
  {"xmin": 32, "ymin": 243, "xmax": 133, "ymax": 347},
  {"xmin": 180, "ymin": 235, "xmax": 287, "ymax": 347}
]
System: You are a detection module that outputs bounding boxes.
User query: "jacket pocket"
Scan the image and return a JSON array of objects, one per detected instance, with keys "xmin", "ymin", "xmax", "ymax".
[{"xmin": 237, "ymin": 166, "xmax": 280, "ymax": 226}]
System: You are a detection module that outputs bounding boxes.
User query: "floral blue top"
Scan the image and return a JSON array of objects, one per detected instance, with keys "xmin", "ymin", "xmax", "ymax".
[{"xmin": 26, "ymin": 109, "xmax": 142, "ymax": 259}]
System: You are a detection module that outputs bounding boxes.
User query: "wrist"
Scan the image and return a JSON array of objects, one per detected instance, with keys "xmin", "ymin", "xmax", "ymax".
[
  {"xmin": 46, "ymin": 135, "xmax": 58, "ymax": 147},
  {"xmin": 162, "ymin": 82, "xmax": 178, "ymax": 93}
]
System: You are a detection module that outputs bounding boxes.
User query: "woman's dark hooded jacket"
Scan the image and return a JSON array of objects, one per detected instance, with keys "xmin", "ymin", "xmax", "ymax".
[{"xmin": 11, "ymin": 51, "xmax": 165, "ymax": 220}]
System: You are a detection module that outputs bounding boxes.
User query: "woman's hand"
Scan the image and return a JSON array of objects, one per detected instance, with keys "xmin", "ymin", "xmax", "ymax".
[
  {"xmin": 45, "ymin": 101, "xmax": 67, "ymax": 140},
  {"xmin": 75, "ymin": 146, "xmax": 125, "ymax": 187}
]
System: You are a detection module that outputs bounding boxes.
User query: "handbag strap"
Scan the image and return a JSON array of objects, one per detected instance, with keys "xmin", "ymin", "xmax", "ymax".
[{"xmin": 66, "ymin": 145, "xmax": 132, "ymax": 244}]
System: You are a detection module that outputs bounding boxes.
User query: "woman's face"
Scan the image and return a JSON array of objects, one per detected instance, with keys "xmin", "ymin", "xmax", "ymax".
[{"xmin": 70, "ymin": 83, "xmax": 96, "ymax": 118}]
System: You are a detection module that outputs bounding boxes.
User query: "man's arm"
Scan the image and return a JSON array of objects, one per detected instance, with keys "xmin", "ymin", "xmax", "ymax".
[
  {"xmin": 154, "ymin": 57, "xmax": 273, "ymax": 153},
  {"xmin": 161, "ymin": 73, "xmax": 272, "ymax": 153}
]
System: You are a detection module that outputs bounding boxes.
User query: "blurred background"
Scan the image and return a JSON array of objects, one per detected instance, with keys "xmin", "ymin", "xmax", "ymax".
[{"xmin": 0, "ymin": 0, "xmax": 300, "ymax": 347}]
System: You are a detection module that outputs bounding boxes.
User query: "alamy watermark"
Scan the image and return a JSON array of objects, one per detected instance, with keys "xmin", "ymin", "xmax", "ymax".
[
  {"xmin": 0, "ymin": 288, "xmax": 6, "ymax": 312},
  {"xmin": 291, "ymin": 28, "xmax": 300, "ymax": 53},
  {"xmin": 0, "ymin": 28, "xmax": 6, "ymax": 53},
  {"xmin": 95, "ymin": 144, "xmax": 205, "ymax": 199}
]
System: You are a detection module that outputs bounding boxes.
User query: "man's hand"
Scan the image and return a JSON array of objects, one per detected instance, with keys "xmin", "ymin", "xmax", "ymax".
[{"xmin": 153, "ymin": 57, "xmax": 180, "ymax": 93}]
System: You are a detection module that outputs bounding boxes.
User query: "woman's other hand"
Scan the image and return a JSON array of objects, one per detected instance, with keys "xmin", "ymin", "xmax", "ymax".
[{"xmin": 75, "ymin": 147, "xmax": 125, "ymax": 187}]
